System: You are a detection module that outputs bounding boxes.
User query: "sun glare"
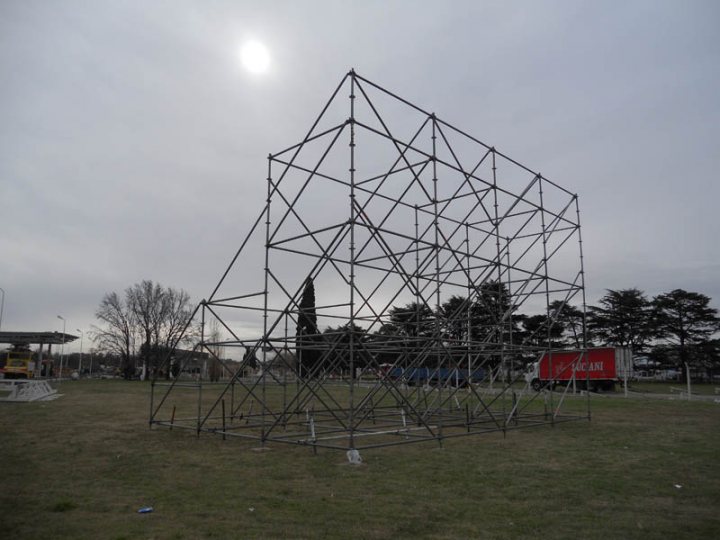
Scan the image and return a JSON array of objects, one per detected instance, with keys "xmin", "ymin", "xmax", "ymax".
[{"xmin": 240, "ymin": 40, "xmax": 271, "ymax": 74}]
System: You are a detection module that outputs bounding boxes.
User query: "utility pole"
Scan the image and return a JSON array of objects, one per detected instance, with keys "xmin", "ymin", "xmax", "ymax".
[
  {"xmin": 57, "ymin": 315, "xmax": 66, "ymax": 380},
  {"xmin": 77, "ymin": 329, "xmax": 84, "ymax": 375},
  {"xmin": 0, "ymin": 287, "xmax": 5, "ymax": 331}
]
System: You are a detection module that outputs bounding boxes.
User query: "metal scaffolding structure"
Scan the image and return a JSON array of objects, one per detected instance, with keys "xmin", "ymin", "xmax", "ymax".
[{"xmin": 149, "ymin": 70, "xmax": 590, "ymax": 453}]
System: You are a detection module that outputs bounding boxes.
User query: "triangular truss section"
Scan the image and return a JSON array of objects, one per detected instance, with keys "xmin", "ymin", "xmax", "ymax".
[{"xmin": 149, "ymin": 70, "xmax": 590, "ymax": 453}]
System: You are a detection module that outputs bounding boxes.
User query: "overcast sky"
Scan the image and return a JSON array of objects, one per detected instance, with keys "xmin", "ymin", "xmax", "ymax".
[{"xmin": 1, "ymin": 0, "xmax": 719, "ymax": 352}]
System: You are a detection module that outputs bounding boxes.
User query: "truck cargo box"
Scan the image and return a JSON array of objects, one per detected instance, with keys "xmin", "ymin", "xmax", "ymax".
[
  {"xmin": 539, "ymin": 348, "xmax": 617, "ymax": 381},
  {"xmin": 527, "ymin": 347, "xmax": 632, "ymax": 391}
]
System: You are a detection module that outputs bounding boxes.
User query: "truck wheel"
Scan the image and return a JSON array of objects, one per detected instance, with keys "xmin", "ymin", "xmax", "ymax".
[{"xmin": 531, "ymin": 379, "xmax": 541, "ymax": 392}]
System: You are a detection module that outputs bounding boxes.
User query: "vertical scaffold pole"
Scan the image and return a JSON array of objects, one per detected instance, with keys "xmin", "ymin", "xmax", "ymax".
[
  {"xmin": 491, "ymin": 149, "xmax": 506, "ymax": 429},
  {"xmin": 149, "ymin": 379, "xmax": 155, "ymax": 429},
  {"xmin": 198, "ymin": 304, "xmax": 206, "ymax": 437},
  {"xmin": 230, "ymin": 379, "xmax": 235, "ymax": 423},
  {"xmin": 575, "ymin": 195, "xmax": 591, "ymax": 421},
  {"xmin": 506, "ymin": 236, "xmax": 513, "ymax": 383},
  {"xmin": 538, "ymin": 175, "xmax": 554, "ymax": 425},
  {"xmin": 414, "ymin": 203, "xmax": 421, "ymax": 401},
  {"xmin": 348, "ymin": 70, "xmax": 357, "ymax": 450},
  {"xmin": 491, "ymin": 148, "xmax": 506, "ymax": 408},
  {"xmin": 261, "ymin": 154, "xmax": 273, "ymax": 446},
  {"xmin": 221, "ymin": 399, "xmax": 226, "ymax": 441},
  {"xmin": 466, "ymin": 223, "xmax": 472, "ymax": 393},
  {"xmin": 431, "ymin": 113, "xmax": 443, "ymax": 446}
]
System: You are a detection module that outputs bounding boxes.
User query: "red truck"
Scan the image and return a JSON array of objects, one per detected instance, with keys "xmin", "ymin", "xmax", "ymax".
[{"xmin": 524, "ymin": 347, "xmax": 632, "ymax": 392}]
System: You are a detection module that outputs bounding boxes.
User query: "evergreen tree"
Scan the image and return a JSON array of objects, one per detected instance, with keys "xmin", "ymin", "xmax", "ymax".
[
  {"xmin": 322, "ymin": 323, "xmax": 370, "ymax": 375},
  {"xmin": 516, "ymin": 313, "xmax": 564, "ymax": 348},
  {"xmin": 243, "ymin": 347, "xmax": 259, "ymax": 370},
  {"xmin": 652, "ymin": 289, "xmax": 720, "ymax": 378},
  {"xmin": 376, "ymin": 301, "xmax": 436, "ymax": 368},
  {"xmin": 295, "ymin": 277, "xmax": 322, "ymax": 376},
  {"xmin": 438, "ymin": 295, "xmax": 469, "ymax": 341},
  {"xmin": 386, "ymin": 301, "xmax": 435, "ymax": 338},
  {"xmin": 470, "ymin": 280, "xmax": 515, "ymax": 343},
  {"xmin": 587, "ymin": 288, "xmax": 653, "ymax": 351},
  {"xmin": 437, "ymin": 283, "xmax": 518, "ymax": 344},
  {"xmin": 434, "ymin": 281, "xmax": 517, "ymax": 374},
  {"xmin": 548, "ymin": 300, "xmax": 585, "ymax": 347},
  {"xmin": 690, "ymin": 338, "xmax": 720, "ymax": 380}
]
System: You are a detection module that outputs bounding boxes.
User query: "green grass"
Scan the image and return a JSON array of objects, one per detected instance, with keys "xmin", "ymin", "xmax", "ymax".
[
  {"xmin": 628, "ymin": 381, "xmax": 719, "ymax": 395},
  {"xmin": 1, "ymin": 380, "xmax": 719, "ymax": 539}
]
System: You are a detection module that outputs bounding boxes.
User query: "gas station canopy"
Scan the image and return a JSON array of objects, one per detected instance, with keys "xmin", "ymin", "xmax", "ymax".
[{"xmin": 0, "ymin": 331, "xmax": 78, "ymax": 345}]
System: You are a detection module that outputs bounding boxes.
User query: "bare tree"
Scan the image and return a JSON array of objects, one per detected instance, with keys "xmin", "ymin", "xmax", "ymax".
[
  {"xmin": 161, "ymin": 287, "xmax": 194, "ymax": 350},
  {"xmin": 93, "ymin": 292, "xmax": 137, "ymax": 378},
  {"xmin": 127, "ymin": 281, "xmax": 165, "ymax": 372},
  {"xmin": 93, "ymin": 280, "xmax": 195, "ymax": 379},
  {"xmin": 207, "ymin": 318, "xmax": 226, "ymax": 382}
]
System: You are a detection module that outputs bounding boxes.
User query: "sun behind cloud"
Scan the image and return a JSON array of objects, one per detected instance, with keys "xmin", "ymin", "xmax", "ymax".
[{"xmin": 239, "ymin": 40, "xmax": 271, "ymax": 74}]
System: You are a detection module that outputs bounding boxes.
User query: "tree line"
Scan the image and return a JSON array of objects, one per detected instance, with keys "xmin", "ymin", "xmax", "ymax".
[
  {"xmin": 588, "ymin": 288, "xmax": 719, "ymax": 379},
  {"xmin": 295, "ymin": 280, "xmax": 720, "ymax": 381},
  {"xmin": 93, "ymin": 278, "xmax": 720, "ymax": 381}
]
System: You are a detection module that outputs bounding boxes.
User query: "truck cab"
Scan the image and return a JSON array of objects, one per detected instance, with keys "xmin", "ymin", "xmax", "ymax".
[
  {"xmin": 524, "ymin": 361, "xmax": 542, "ymax": 391},
  {"xmin": 1, "ymin": 346, "xmax": 36, "ymax": 379}
]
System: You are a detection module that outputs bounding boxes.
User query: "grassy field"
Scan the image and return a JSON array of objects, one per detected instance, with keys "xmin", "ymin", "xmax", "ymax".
[
  {"xmin": 1, "ymin": 380, "xmax": 719, "ymax": 539},
  {"xmin": 627, "ymin": 380, "xmax": 719, "ymax": 396}
]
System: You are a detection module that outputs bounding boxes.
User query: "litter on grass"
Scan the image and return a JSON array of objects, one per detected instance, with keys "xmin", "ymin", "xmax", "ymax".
[{"xmin": 346, "ymin": 449, "xmax": 362, "ymax": 465}]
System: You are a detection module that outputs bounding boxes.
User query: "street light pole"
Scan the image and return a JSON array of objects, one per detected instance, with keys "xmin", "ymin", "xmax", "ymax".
[
  {"xmin": 57, "ymin": 315, "xmax": 66, "ymax": 380},
  {"xmin": 77, "ymin": 329, "xmax": 84, "ymax": 375},
  {"xmin": 0, "ymin": 287, "xmax": 5, "ymax": 331}
]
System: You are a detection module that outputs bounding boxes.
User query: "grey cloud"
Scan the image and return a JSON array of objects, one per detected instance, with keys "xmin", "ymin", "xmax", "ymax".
[{"xmin": 1, "ymin": 0, "xmax": 718, "ymax": 352}]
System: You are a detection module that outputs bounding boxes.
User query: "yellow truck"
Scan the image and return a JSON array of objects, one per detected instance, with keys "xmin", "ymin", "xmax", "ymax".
[{"xmin": 0, "ymin": 345, "xmax": 49, "ymax": 379}]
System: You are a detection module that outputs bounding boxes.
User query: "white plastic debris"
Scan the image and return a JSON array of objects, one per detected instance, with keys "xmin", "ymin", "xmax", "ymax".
[
  {"xmin": 0, "ymin": 380, "xmax": 58, "ymax": 402},
  {"xmin": 346, "ymin": 449, "xmax": 362, "ymax": 465},
  {"xmin": 248, "ymin": 507, "xmax": 255, "ymax": 512},
  {"xmin": 674, "ymin": 484, "xmax": 682, "ymax": 489}
]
